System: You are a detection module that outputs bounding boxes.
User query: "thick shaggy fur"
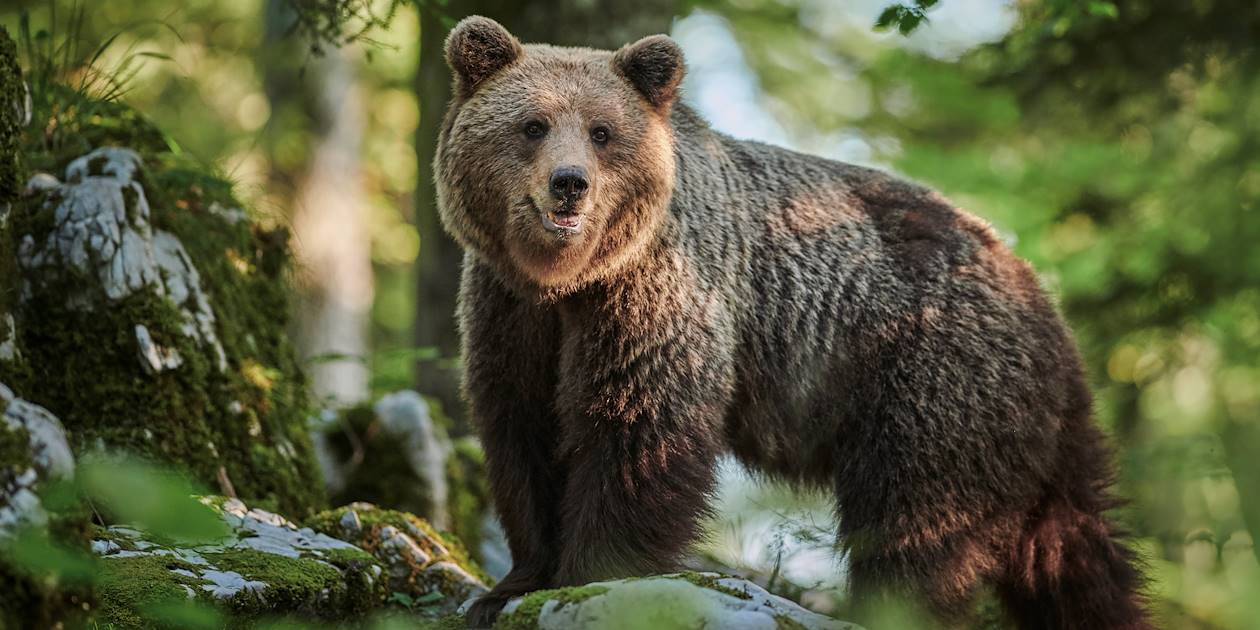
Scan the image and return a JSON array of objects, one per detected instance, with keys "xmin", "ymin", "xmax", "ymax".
[{"xmin": 436, "ymin": 17, "xmax": 1150, "ymax": 629}]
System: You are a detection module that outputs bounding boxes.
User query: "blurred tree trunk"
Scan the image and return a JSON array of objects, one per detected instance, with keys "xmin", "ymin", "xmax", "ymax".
[
  {"xmin": 1221, "ymin": 418, "xmax": 1260, "ymax": 565},
  {"xmin": 414, "ymin": 0, "xmax": 680, "ymax": 429},
  {"xmin": 266, "ymin": 0, "xmax": 373, "ymax": 407},
  {"xmin": 292, "ymin": 49, "xmax": 372, "ymax": 406}
]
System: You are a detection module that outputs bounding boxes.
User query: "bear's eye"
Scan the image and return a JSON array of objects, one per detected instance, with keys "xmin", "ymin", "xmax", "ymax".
[
  {"xmin": 523, "ymin": 121, "xmax": 548, "ymax": 138},
  {"xmin": 590, "ymin": 126, "xmax": 610, "ymax": 145}
]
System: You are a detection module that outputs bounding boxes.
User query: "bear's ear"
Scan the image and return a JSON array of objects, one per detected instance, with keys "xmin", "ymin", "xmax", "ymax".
[
  {"xmin": 445, "ymin": 16, "xmax": 523, "ymax": 97},
  {"xmin": 613, "ymin": 34, "xmax": 685, "ymax": 111}
]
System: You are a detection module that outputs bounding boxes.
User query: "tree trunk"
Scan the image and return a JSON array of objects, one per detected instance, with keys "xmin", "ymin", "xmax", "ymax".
[
  {"xmin": 1221, "ymin": 417, "xmax": 1260, "ymax": 566},
  {"xmin": 291, "ymin": 48, "xmax": 373, "ymax": 407},
  {"xmin": 264, "ymin": 0, "xmax": 373, "ymax": 407}
]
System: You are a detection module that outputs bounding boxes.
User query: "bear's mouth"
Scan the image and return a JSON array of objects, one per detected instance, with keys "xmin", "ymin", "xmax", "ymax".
[{"xmin": 531, "ymin": 198, "xmax": 584, "ymax": 235}]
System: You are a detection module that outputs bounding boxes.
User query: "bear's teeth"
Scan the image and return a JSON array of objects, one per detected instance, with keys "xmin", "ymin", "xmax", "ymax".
[{"xmin": 544, "ymin": 210, "xmax": 581, "ymax": 232}]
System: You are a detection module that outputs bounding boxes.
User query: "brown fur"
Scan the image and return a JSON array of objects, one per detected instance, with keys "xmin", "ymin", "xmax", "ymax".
[{"xmin": 435, "ymin": 17, "xmax": 1152, "ymax": 629}]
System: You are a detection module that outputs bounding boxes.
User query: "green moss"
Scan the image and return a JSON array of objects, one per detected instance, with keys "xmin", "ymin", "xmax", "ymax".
[
  {"xmin": 674, "ymin": 572, "xmax": 753, "ymax": 600},
  {"xmin": 206, "ymin": 548, "xmax": 384, "ymax": 619},
  {"xmin": 320, "ymin": 546, "xmax": 390, "ymax": 610},
  {"xmin": 0, "ymin": 420, "xmax": 30, "ymax": 475},
  {"xmin": 92, "ymin": 527, "xmax": 140, "ymax": 553},
  {"xmin": 306, "ymin": 506, "xmax": 492, "ymax": 587},
  {"xmin": 89, "ymin": 518, "xmax": 388, "ymax": 626},
  {"xmin": 414, "ymin": 613, "xmax": 468, "ymax": 630},
  {"xmin": 22, "ymin": 82, "xmax": 169, "ymax": 178},
  {"xmin": 409, "ymin": 518, "xmax": 490, "ymax": 587},
  {"xmin": 495, "ymin": 585, "xmax": 611, "ymax": 630},
  {"xmin": 775, "ymin": 615, "xmax": 810, "ymax": 630},
  {"xmin": 0, "ymin": 27, "xmax": 26, "ymax": 374},
  {"xmin": 94, "ymin": 555, "xmax": 205, "ymax": 629},
  {"xmin": 207, "ymin": 550, "xmax": 339, "ymax": 610},
  {"xmin": 2, "ymin": 83, "xmax": 326, "ymax": 517},
  {"xmin": 0, "ymin": 26, "xmax": 21, "ymax": 202},
  {"xmin": 318, "ymin": 545, "xmax": 379, "ymax": 568}
]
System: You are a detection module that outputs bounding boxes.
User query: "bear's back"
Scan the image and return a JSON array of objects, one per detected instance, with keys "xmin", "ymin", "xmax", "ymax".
[{"xmin": 664, "ymin": 106, "xmax": 1069, "ymax": 486}]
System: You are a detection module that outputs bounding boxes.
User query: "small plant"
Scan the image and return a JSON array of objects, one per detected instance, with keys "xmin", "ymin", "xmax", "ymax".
[
  {"xmin": 17, "ymin": 1, "xmax": 176, "ymax": 104},
  {"xmin": 13, "ymin": 2, "xmax": 183, "ymax": 167},
  {"xmin": 874, "ymin": 0, "xmax": 940, "ymax": 35}
]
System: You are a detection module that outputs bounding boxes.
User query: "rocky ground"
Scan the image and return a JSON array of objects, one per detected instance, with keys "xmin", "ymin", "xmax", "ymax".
[{"xmin": 0, "ymin": 26, "xmax": 858, "ymax": 629}]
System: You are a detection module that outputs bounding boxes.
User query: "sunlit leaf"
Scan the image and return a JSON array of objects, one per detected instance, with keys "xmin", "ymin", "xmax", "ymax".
[
  {"xmin": 1087, "ymin": 2, "xmax": 1120, "ymax": 19},
  {"xmin": 78, "ymin": 456, "xmax": 228, "ymax": 543},
  {"xmin": 0, "ymin": 527, "xmax": 96, "ymax": 584}
]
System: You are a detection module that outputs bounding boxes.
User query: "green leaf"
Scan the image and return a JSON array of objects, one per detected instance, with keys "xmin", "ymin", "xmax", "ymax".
[
  {"xmin": 414, "ymin": 590, "xmax": 445, "ymax": 604},
  {"xmin": 0, "ymin": 527, "xmax": 96, "ymax": 583},
  {"xmin": 388, "ymin": 591, "xmax": 416, "ymax": 607},
  {"xmin": 899, "ymin": 13, "xmax": 925, "ymax": 35},
  {"xmin": 78, "ymin": 456, "xmax": 228, "ymax": 544},
  {"xmin": 874, "ymin": 5, "xmax": 906, "ymax": 31},
  {"xmin": 141, "ymin": 600, "xmax": 225, "ymax": 630},
  {"xmin": 875, "ymin": 4, "xmax": 929, "ymax": 35},
  {"xmin": 1087, "ymin": 2, "xmax": 1119, "ymax": 19}
]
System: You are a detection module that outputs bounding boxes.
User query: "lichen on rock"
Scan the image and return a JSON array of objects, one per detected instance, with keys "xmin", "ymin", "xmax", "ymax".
[
  {"xmin": 306, "ymin": 503, "xmax": 490, "ymax": 615},
  {"xmin": 18, "ymin": 147, "xmax": 228, "ymax": 372},
  {"xmin": 93, "ymin": 496, "xmax": 387, "ymax": 625},
  {"xmin": 490, "ymin": 572, "xmax": 861, "ymax": 630}
]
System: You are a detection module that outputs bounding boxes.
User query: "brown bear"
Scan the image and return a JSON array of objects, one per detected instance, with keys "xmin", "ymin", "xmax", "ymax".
[{"xmin": 435, "ymin": 16, "xmax": 1150, "ymax": 630}]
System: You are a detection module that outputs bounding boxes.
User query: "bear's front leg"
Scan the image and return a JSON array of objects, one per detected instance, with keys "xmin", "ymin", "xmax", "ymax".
[
  {"xmin": 458, "ymin": 262, "xmax": 566, "ymax": 627},
  {"xmin": 550, "ymin": 272, "xmax": 734, "ymax": 586}
]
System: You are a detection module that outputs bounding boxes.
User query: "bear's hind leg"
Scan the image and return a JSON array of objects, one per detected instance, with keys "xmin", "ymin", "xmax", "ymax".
[{"xmin": 842, "ymin": 517, "xmax": 1007, "ymax": 628}]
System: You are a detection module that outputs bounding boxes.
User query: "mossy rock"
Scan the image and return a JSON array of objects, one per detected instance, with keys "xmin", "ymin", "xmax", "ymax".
[
  {"xmin": 494, "ymin": 572, "xmax": 860, "ymax": 630},
  {"xmin": 306, "ymin": 503, "xmax": 490, "ymax": 616},
  {"xmin": 314, "ymin": 391, "xmax": 496, "ymax": 569},
  {"xmin": 0, "ymin": 27, "xmax": 27, "ymax": 377},
  {"xmin": 316, "ymin": 392, "xmax": 449, "ymax": 525},
  {"xmin": 0, "ymin": 383, "xmax": 91, "ymax": 628},
  {"xmin": 0, "ymin": 26, "xmax": 24, "ymax": 204},
  {"xmin": 0, "ymin": 67, "xmax": 324, "ymax": 516},
  {"xmin": 92, "ymin": 496, "xmax": 387, "ymax": 628}
]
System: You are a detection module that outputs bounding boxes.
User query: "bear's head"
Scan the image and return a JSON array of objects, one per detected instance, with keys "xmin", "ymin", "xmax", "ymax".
[{"xmin": 435, "ymin": 16, "xmax": 684, "ymax": 293}]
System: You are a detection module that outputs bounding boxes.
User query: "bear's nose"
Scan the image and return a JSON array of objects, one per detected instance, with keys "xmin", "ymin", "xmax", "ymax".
[{"xmin": 550, "ymin": 167, "xmax": 589, "ymax": 203}]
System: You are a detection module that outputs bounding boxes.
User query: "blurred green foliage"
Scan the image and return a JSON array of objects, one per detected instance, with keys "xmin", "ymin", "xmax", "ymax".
[
  {"xmin": 78, "ymin": 456, "xmax": 229, "ymax": 543},
  {"xmin": 1, "ymin": 454, "xmax": 227, "ymax": 627}
]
